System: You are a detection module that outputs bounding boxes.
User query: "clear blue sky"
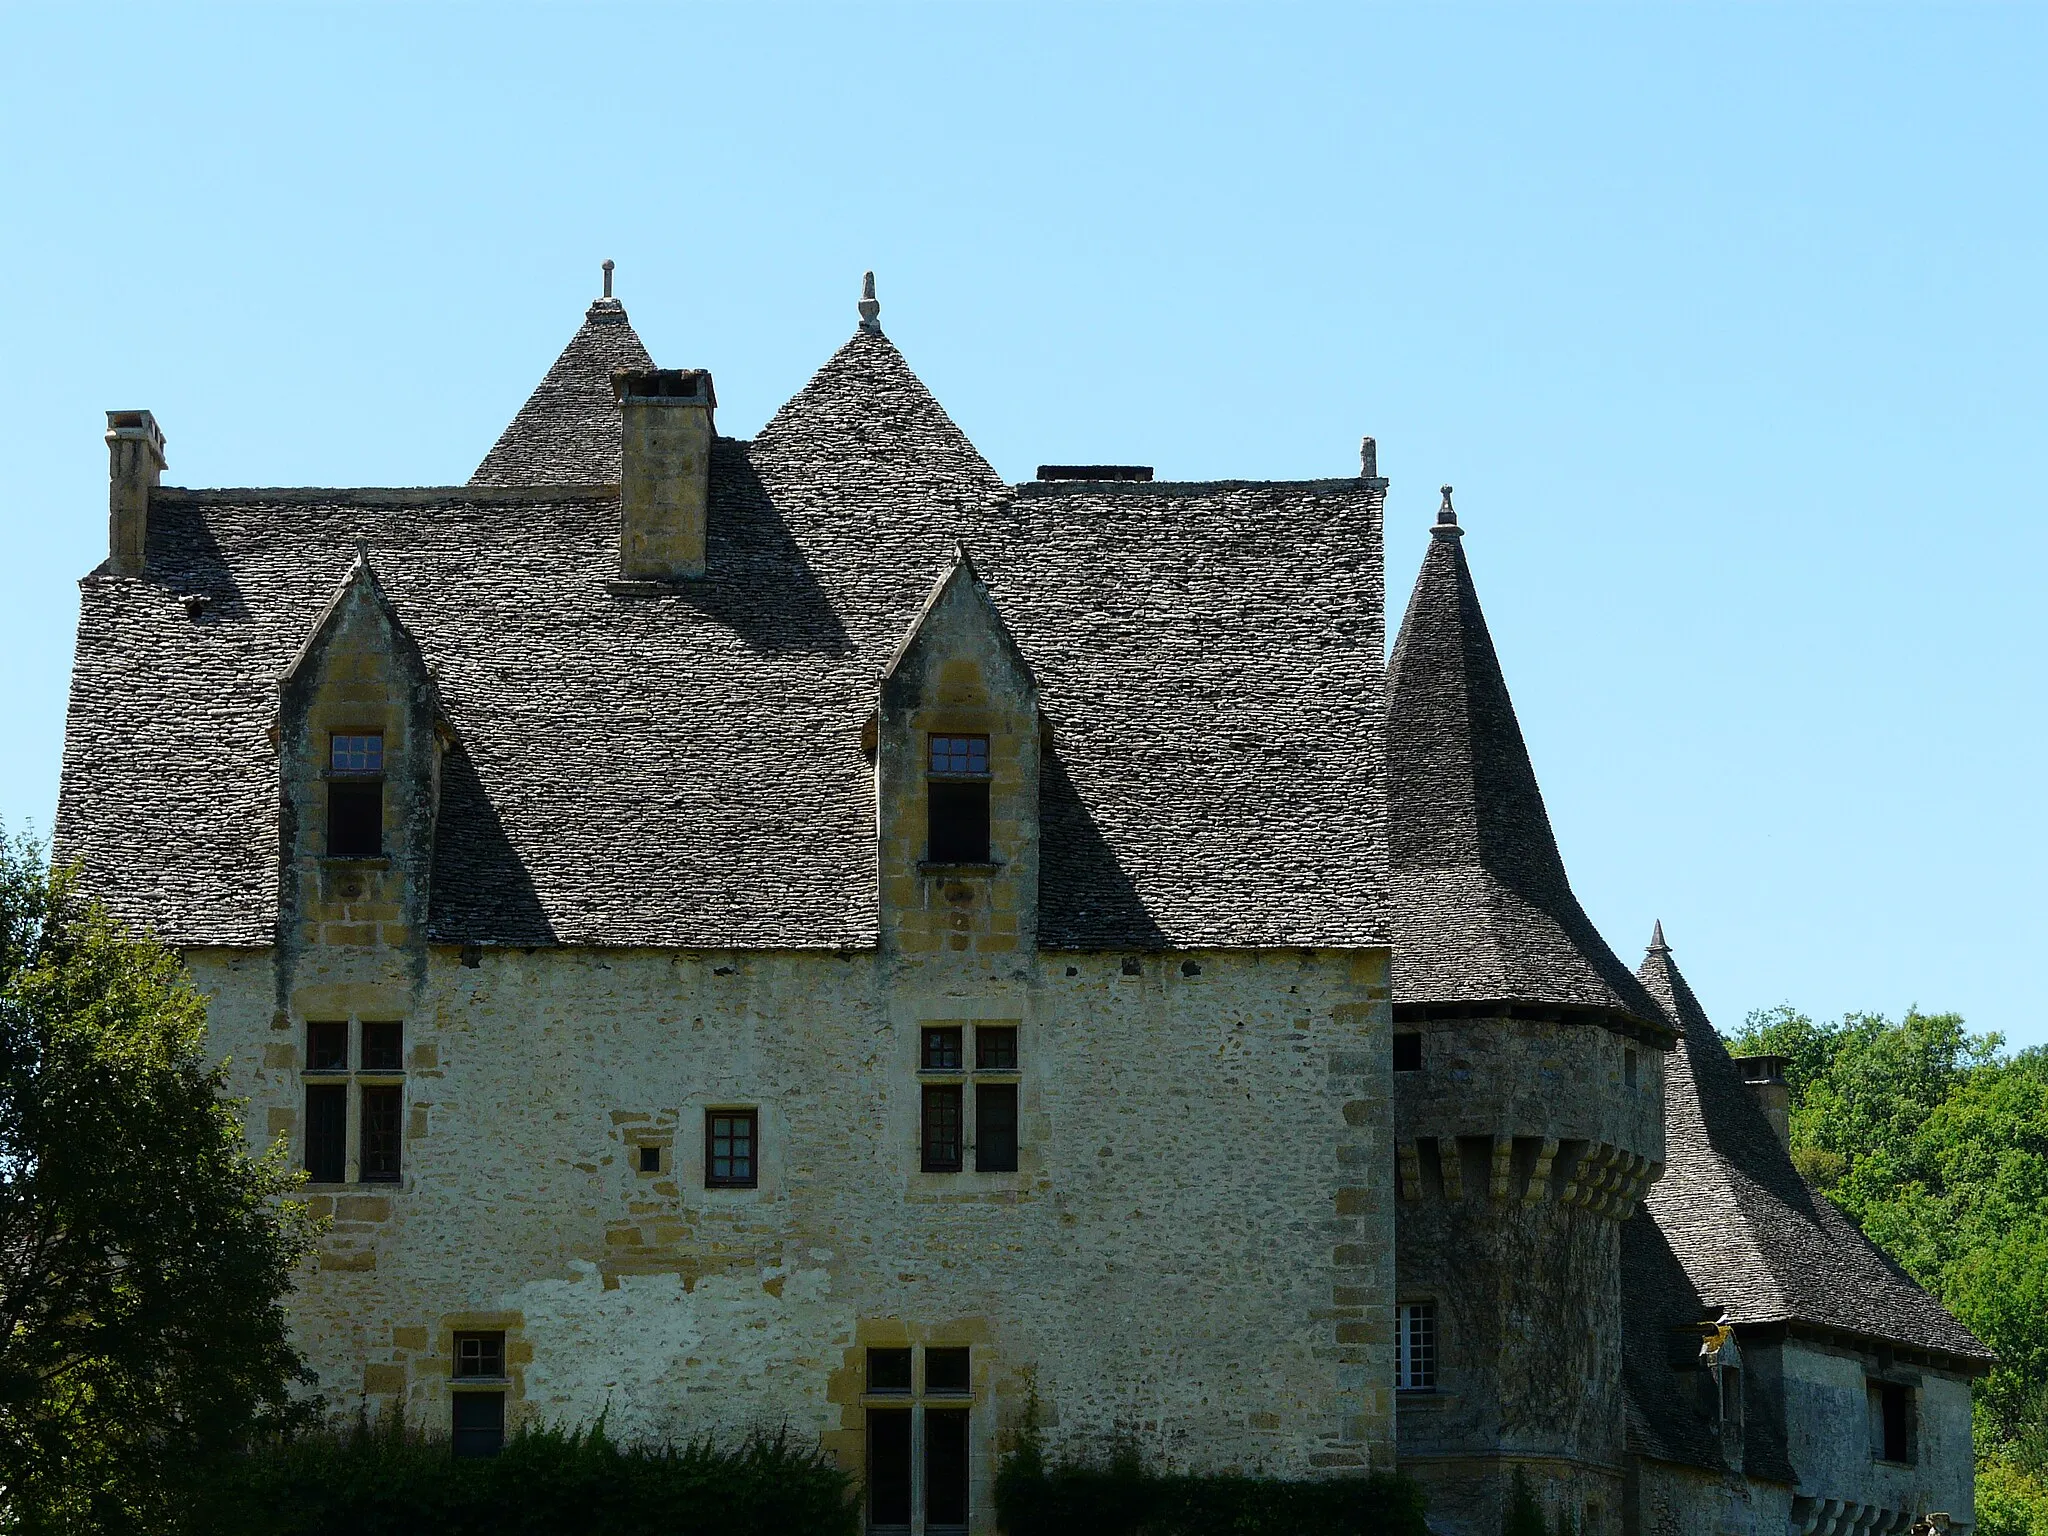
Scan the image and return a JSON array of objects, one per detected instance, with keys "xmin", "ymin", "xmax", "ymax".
[{"xmin": 2, "ymin": 5, "xmax": 2042, "ymax": 1047}]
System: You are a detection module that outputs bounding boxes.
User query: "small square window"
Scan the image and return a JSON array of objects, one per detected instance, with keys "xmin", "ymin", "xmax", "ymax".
[
  {"xmin": 326, "ymin": 781, "xmax": 383, "ymax": 858},
  {"xmin": 925, "ymin": 1346, "xmax": 971, "ymax": 1396},
  {"xmin": 928, "ymin": 735, "xmax": 989, "ymax": 777},
  {"xmin": 922, "ymin": 1084, "xmax": 963, "ymax": 1173},
  {"xmin": 306, "ymin": 1019, "xmax": 348, "ymax": 1073},
  {"xmin": 454, "ymin": 1330, "xmax": 506, "ymax": 1379},
  {"xmin": 922, "ymin": 1026, "xmax": 964, "ymax": 1072},
  {"xmin": 637, "ymin": 1144, "xmax": 661, "ymax": 1174},
  {"xmin": 866, "ymin": 1347, "xmax": 913, "ymax": 1395},
  {"xmin": 360, "ymin": 1020, "xmax": 403, "ymax": 1072},
  {"xmin": 706, "ymin": 1109, "xmax": 758, "ymax": 1189},
  {"xmin": 1397, "ymin": 1301, "xmax": 1438, "ymax": 1391},
  {"xmin": 976, "ymin": 1026, "xmax": 1018, "ymax": 1071},
  {"xmin": 1393, "ymin": 1033, "xmax": 1423, "ymax": 1073},
  {"xmin": 330, "ymin": 733, "xmax": 384, "ymax": 773}
]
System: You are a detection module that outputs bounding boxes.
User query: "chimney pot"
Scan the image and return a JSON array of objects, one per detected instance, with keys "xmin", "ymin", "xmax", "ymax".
[
  {"xmin": 611, "ymin": 368, "xmax": 715, "ymax": 584},
  {"xmin": 105, "ymin": 410, "xmax": 167, "ymax": 576}
]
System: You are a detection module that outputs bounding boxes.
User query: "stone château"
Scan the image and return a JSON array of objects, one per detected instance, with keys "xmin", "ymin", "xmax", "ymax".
[{"xmin": 56, "ymin": 272, "xmax": 1991, "ymax": 1534}]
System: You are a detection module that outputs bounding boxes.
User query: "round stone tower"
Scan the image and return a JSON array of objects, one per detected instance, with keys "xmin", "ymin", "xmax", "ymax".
[{"xmin": 1385, "ymin": 491, "xmax": 1673, "ymax": 1536}]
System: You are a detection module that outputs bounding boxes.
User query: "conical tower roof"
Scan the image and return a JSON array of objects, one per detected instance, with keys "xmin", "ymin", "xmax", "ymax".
[
  {"xmin": 1635, "ymin": 927, "xmax": 1990, "ymax": 1364},
  {"xmin": 1386, "ymin": 490, "xmax": 1668, "ymax": 1033},
  {"xmin": 469, "ymin": 288, "xmax": 654, "ymax": 486}
]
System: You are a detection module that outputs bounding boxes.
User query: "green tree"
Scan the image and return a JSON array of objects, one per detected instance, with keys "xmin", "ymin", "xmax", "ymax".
[
  {"xmin": 1728, "ymin": 1007, "xmax": 2048, "ymax": 1533},
  {"xmin": 0, "ymin": 833, "xmax": 316, "ymax": 1533}
]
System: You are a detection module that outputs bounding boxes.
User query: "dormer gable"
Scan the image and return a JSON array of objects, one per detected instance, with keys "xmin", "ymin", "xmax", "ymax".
[
  {"xmin": 276, "ymin": 551, "xmax": 449, "ymax": 953},
  {"xmin": 876, "ymin": 545, "xmax": 1039, "ymax": 957}
]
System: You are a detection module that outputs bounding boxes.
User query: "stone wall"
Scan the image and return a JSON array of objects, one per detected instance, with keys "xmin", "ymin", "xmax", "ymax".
[
  {"xmin": 1624, "ymin": 1457, "xmax": 1792, "ymax": 1536},
  {"xmin": 1777, "ymin": 1338, "xmax": 1975, "ymax": 1532},
  {"xmin": 193, "ymin": 938, "xmax": 1395, "ymax": 1534},
  {"xmin": 1393, "ymin": 1012, "xmax": 1668, "ymax": 1536}
]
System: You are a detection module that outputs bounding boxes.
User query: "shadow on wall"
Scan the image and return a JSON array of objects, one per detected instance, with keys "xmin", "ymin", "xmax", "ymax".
[
  {"xmin": 427, "ymin": 743, "xmax": 557, "ymax": 947},
  {"xmin": 1036, "ymin": 743, "xmax": 1168, "ymax": 950}
]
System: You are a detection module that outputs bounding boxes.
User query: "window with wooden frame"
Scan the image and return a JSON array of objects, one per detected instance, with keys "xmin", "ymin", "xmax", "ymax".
[
  {"xmin": 919, "ymin": 1023, "xmax": 1021, "ymax": 1175},
  {"xmin": 325, "ymin": 732, "xmax": 385, "ymax": 858},
  {"xmin": 705, "ymin": 1109, "xmax": 758, "ymax": 1189},
  {"xmin": 452, "ymin": 1330, "xmax": 507, "ymax": 1458},
  {"xmin": 299, "ymin": 1017, "xmax": 405, "ymax": 1185},
  {"xmin": 862, "ymin": 1345, "xmax": 973, "ymax": 1535},
  {"xmin": 1396, "ymin": 1301, "xmax": 1437, "ymax": 1392},
  {"xmin": 926, "ymin": 733, "xmax": 991, "ymax": 864}
]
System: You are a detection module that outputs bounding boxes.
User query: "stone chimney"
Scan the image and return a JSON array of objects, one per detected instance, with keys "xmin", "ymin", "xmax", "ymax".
[
  {"xmin": 1732, "ymin": 1055, "xmax": 1791, "ymax": 1149},
  {"xmin": 105, "ymin": 410, "xmax": 166, "ymax": 576},
  {"xmin": 611, "ymin": 367, "xmax": 715, "ymax": 584}
]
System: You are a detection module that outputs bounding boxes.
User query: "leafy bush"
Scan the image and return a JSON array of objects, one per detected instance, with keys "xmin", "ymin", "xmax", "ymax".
[
  {"xmin": 995, "ymin": 1435, "xmax": 1428, "ymax": 1536},
  {"xmin": 196, "ymin": 1413, "xmax": 858, "ymax": 1536}
]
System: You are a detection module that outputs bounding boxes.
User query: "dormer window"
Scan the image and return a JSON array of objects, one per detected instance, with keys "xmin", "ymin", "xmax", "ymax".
[
  {"xmin": 927, "ymin": 734, "xmax": 991, "ymax": 864},
  {"xmin": 327, "ymin": 732, "xmax": 384, "ymax": 858}
]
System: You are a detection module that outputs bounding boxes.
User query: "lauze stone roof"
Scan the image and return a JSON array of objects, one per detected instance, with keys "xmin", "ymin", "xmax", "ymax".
[
  {"xmin": 1384, "ymin": 501, "xmax": 1669, "ymax": 1033},
  {"xmin": 56, "ymin": 307, "xmax": 1389, "ymax": 951}
]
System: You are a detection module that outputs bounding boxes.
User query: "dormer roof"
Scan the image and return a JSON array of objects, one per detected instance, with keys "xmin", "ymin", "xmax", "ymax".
[
  {"xmin": 1385, "ymin": 494, "xmax": 1669, "ymax": 1035},
  {"xmin": 469, "ymin": 296, "xmax": 654, "ymax": 486}
]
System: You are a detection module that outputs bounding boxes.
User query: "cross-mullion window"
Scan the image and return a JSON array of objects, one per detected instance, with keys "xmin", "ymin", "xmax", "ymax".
[
  {"xmin": 862, "ymin": 1346, "xmax": 972, "ymax": 1535},
  {"xmin": 918, "ymin": 1023, "xmax": 1022, "ymax": 1176},
  {"xmin": 300, "ymin": 1017, "xmax": 405, "ymax": 1185}
]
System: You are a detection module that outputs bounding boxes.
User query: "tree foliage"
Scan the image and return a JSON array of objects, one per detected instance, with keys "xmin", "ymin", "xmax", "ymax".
[
  {"xmin": 1728, "ymin": 1005, "xmax": 2048, "ymax": 1532},
  {"xmin": 0, "ymin": 832, "xmax": 316, "ymax": 1532}
]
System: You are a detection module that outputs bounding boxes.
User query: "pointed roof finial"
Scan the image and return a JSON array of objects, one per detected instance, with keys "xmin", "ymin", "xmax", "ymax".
[
  {"xmin": 602, "ymin": 259, "xmax": 614, "ymax": 299},
  {"xmin": 858, "ymin": 271, "xmax": 882, "ymax": 335},
  {"xmin": 1648, "ymin": 919, "xmax": 1671, "ymax": 956},
  {"xmin": 1431, "ymin": 484, "xmax": 1464, "ymax": 540}
]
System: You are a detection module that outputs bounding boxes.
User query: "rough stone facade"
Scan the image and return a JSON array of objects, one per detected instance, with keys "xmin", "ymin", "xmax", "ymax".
[{"xmin": 55, "ymin": 274, "xmax": 1990, "ymax": 1535}]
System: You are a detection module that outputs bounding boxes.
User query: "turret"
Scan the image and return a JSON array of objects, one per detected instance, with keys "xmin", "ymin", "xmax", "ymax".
[{"xmin": 1385, "ymin": 489, "xmax": 1673, "ymax": 1536}]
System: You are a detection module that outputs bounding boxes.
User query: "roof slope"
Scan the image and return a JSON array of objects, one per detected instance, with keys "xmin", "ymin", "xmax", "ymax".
[
  {"xmin": 1635, "ymin": 929, "xmax": 1991, "ymax": 1366},
  {"xmin": 1385, "ymin": 500, "xmax": 1666, "ymax": 1029},
  {"xmin": 469, "ymin": 297, "xmax": 653, "ymax": 486},
  {"xmin": 56, "ymin": 328, "xmax": 1387, "ymax": 951}
]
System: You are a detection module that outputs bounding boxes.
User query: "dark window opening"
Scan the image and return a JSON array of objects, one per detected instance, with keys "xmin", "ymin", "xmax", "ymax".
[
  {"xmin": 1872, "ymin": 1380, "xmax": 1914, "ymax": 1463},
  {"xmin": 925, "ymin": 1346, "xmax": 970, "ymax": 1396},
  {"xmin": 360, "ymin": 1020, "xmax": 403, "ymax": 1072},
  {"xmin": 928, "ymin": 735, "xmax": 989, "ymax": 776},
  {"xmin": 925, "ymin": 1408, "xmax": 970, "ymax": 1530},
  {"xmin": 1393, "ymin": 1033, "xmax": 1423, "ymax": 1073},
  {"xmin": 927, "ymin": 781, "xmax": 991, "ymax": 864},
  {"xmin": 1626, "ymin": 1048, "xmax": 1640, "ymax": 1088},
  {"xmin": 922, "ymin": 1084, "xmax": 963, "ymax": 1173},
  {"xmin": 304, "ymin": 1083, "xmax": 346, "ymax": 1183},
  {"xmin": 452, "ymin": 1390, "xmax": 505, "ymax": 1459},
  {"xmin": 330, "ymin": 733, "xmax": 384, "ymax": 773},
  {"xmin": 866, "ymin": 1347, "xmax": 913, "ymax": 1395},
  {"xmin": 976, "ymin": 1083, "xmax": 1018, "ymax": 1173},
  {"xmin": 976, "ymin": 1026, "xmax": 1018, "ymax": 1072},
  {"xmin": 306, "ymin": 1019, "xmax": 348, "ymax": 1073},
  {"xmin": 326, "ymin": 780, "xmax": 383, "ymax": 858},
  {"xmin": 455, "ymin": 1331, "xmax": 506, "ymax": 1379},
  {"xmin": 867, "ymin": 1407, "xmax": 912, "ymax": 1528},
  {"xmin": 637, "ymin": 1144, "xmax": 661, "ymax": 1174},
  {"xmin": 706, "ymin": 1109, "xmax": 758, "ymax": 1189},
  {"xmin": 922, "ymin": 1026, "xmax": 964, "ymax": 1072},
  {"xmin": 359, "ymin": 1084, "xmax": 402, "ymax": 1182}
]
